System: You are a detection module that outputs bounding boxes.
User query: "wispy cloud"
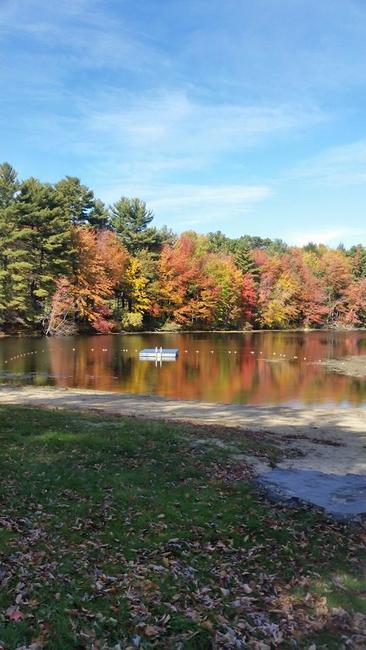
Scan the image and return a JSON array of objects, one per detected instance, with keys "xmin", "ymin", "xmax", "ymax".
[
  {"xmin": 12, "ymin": 87, "xmax": 323, "ymax": 216},
  {"xmin": 84, "ymin": 91, "xmax": 325, "ymax": 152},
  {"xmin": 43, "ymin": 90, "xmax": 326, "ymax": 204},
  {"xmin": 0, "ymin": 0, "xmax": 168, "ymax": 73},
  {"xmin": 75, "ymin": 91, "xmax": 320, "ymax": 225},
  {"xmin": 122, "ymin": 183, "xmax": 272, "ymax": 229},
  {"xmin": 289, "ymin": 139, "xmax": 366, "ymax": 186},
  {"xmin": 1, "ymin": 0, "xmax": 364, "ymax": 240}
]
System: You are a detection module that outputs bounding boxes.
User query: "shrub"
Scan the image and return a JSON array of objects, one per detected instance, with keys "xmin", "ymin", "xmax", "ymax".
[{"xmin": 121, "ymin": 311, "xmax": 144, "ymax": 331}]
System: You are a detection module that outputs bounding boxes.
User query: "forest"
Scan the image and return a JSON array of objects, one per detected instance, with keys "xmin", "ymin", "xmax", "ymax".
[{"xmin": 1, "ymin": 161, "xmax": 366, "ymax": 335}]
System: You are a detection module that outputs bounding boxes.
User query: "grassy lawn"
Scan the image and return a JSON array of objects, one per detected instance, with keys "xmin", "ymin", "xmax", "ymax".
[{"xmin": 0, "ymin": 406, "xmax": 365, "ymax": 649}]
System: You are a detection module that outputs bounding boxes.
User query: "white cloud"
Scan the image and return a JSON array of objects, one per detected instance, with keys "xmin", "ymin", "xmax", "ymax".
[
  {"xmin": 15, "ymin": 88, "xmax": 322, "ymax": 219},
  {"xmin": 289, "ymin": 139, "xmax": 366, "ymax": 186},
  {"xmin": 84, "ymin": 91, "xmax": 325, "ymax": 153},
  {"xmin": 286, "ymin": 227, "xmax": 366, "ymax": 247},
  {"xmin": 147, "ymin": 184, "xmax": 272, "ymax": 226},
  {"xmin": 149, "ymin": 185, "xmax": 271, "ymax": 209},
  {"xmin": 96, "ymin": 182, "xmax": 272, "ymax": 230},
  {"xmin": 62, "ymin": 90, "xmax": 326, "ymax": 217}
]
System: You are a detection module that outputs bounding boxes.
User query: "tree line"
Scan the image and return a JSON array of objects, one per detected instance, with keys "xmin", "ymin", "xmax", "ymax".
[{"xmin": 1, "ymin": 162, "xmax": 366, "ymax": 335}]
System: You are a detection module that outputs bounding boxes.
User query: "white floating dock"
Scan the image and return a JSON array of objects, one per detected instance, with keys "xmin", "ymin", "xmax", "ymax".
[{"xmin": 139, "ymin": 347, "xmax": 179, "ymax": 361}]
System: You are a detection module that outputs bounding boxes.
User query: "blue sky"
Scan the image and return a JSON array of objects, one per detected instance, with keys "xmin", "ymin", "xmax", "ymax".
[{"xmin": 1, "ymin": 0, "xmax": 366, "ymax": 246}]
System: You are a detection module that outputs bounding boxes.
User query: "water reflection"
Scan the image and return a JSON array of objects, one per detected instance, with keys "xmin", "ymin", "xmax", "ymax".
[{"xmin": 1, "ymin": 331, "xmax": 366, "ymax": 407}]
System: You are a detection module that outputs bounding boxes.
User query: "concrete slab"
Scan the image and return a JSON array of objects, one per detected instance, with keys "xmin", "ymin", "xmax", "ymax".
[{"xmin": 257, "ymin": 468, "xmax": 366, "ymax": 519}]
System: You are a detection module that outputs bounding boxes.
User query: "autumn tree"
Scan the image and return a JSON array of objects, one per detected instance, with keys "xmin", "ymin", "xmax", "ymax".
[
  {"xmin": 96, "ymin": 229, "xmax": 129, "ymax": 305},
  {"xmin": 46, "ymin": 227, "xmax": 115, "ymax": 333},
  {"xmin": 119, "ymin": 258, "xmax": 151, "ymax": 330},
  {"xmin": 341, "ymin": 279, "xmax": 366, "ymax": 326},
  {"xmin": 317, "ymin": 249, "xmax": 353, "ymax": 326},
  {"xmin": 44, "ymin": 277, "xmax": 77, "ymax": 336},
  {"xmin": 158, "ymin": 233, "xmax": 218, "ymax": 328},
  {"xmin": 3, "ymin": 160, "xmax": 366, "ymax": 335},
  {"xmin": 205, "ymin": 255, "xmax": 246, "ymax": 328}
]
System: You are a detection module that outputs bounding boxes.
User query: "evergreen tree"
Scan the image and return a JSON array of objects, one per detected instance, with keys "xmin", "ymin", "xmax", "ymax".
[
  {"xmin": 0, "ymin": 162, "xmax": 19, "ymax": 209},
  {"xmin": 232, "ymin": 244, "xmax": 260, "ymax": 280},
  {"xmin": 8, "ymin": 179, "xmax": 72, "ymax": 327},
  {"xmin": 156, "ymin": 225, "xmax": 177, "ymax": 248},
  {"xmin": 0, "ymin": 163, "xmax": 19, "ymax": 326},
  {"xmin": 55, "ymin": 176, "xmax": 109, "ymax": 228},
  {"xmin": 208, "ymin": 232, "xmax": 259, "ymax": 280},
  {"xmin": 110, "ymin": 197, "xmax": 159, "ymax": 253},
  {"xmin": 90, "ymin": 198, "xmax": 109, "ymax": 229},
  {"xmin": 349, "ymin": 245, "xmax": 366, "ymax": 278},
  {"xmin": 207, "ymin": 230, "xmax": 231, "ymax": 253}
]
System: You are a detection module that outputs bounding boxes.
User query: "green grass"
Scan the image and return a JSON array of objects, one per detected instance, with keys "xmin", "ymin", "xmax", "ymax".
[{"xmin": 0, "ymin": 406, "xmax": 365, "ymax": 649}]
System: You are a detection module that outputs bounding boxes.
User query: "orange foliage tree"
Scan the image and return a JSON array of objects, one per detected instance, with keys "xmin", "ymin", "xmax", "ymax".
[
  {"xmin": 158, "ymin": 233, "xmax": 218, "ymax": 328},
  {"xmin": 46, "ymin": 228, "xmax": 128, "ymax": 333}
]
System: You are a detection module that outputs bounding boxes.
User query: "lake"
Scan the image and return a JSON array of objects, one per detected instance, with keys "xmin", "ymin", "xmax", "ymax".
[{"xmin": 1, "ymin": 331, "xmax": 366, "ymax": 408}]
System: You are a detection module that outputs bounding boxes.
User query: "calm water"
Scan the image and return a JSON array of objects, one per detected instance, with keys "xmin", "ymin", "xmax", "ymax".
[{"xmin": 1, "ymin": 331, "xmax": 366, "ymax": 408}]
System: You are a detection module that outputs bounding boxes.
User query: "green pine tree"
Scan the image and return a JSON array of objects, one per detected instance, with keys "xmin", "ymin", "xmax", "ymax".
[
  {"xmin": 110, "ymin": 197, "xmax": 159, "ymax": 253},
  {"xmin": 55, "ymin": 176, "xmax": 109, "ymax": 228},
  {"xmin": 348, "ymin": 245, "xmax": 366, "ymax": 278},
  {"xmin": 8, "ymin": 178, "xmax": 72, "ymax": 328},
  {"xmin": 232, "ymin": 244, "xmax": 260, "ymax": 280},
  {"xmin": 0, "ymin": 163, "xmax": 19, "ymax": 327}
]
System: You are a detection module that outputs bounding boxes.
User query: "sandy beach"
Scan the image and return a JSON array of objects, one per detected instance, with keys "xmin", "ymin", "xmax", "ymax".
[{"xmin": 1, "ymin": 384, "xmax": 366, "ymax": 478}]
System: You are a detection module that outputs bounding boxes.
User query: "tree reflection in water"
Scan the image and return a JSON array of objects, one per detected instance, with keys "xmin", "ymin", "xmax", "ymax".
[{"xmin": 1, "ymin": 331, "xmax": 366, "ymax": 407}]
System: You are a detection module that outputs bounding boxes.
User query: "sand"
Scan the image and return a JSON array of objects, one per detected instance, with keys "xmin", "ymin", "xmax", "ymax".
[{"xmin": 1, "ymin": 385, "xmax": 365, "ymax": 478}]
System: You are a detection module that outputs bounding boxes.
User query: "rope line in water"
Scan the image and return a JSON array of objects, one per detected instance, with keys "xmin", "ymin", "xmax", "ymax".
[{"xmin": 1, "ymin": 346, "xmax": 328, "ymax": 366}]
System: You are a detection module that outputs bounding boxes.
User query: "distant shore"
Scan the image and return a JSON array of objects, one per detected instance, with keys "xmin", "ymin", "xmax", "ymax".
[{"xmin": 2, "ymin": 326, "xmax": 366, "ymax": 338}]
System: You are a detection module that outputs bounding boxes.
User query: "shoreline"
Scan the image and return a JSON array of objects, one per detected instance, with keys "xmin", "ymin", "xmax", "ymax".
[
  {"xmin": 2, "ymin": 327, "xmax": 366, "ymax": 338},
  {"xmin": 1, "ymin": 384, "xmax": 365, "ymax": 478}
]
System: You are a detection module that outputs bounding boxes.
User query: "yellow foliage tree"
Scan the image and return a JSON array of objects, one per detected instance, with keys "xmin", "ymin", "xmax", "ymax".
[{"xmin": 124, "ymin": 257, "xmax": 151, "ymax": 315}]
